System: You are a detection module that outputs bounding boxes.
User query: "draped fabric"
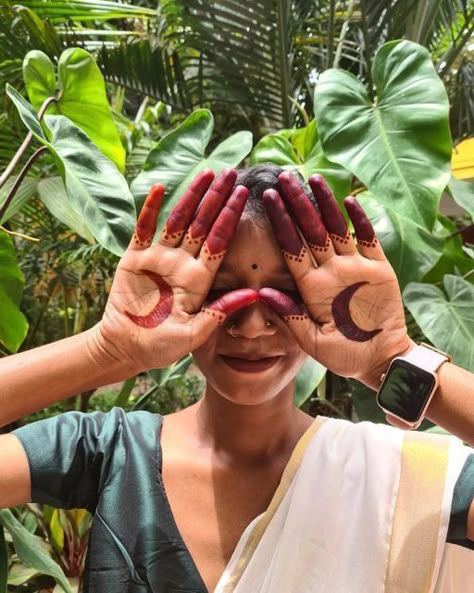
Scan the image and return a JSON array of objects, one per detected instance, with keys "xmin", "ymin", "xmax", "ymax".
[{"xmin": 12, "ymin": 408, "xmax": 474, "ymax": 593}]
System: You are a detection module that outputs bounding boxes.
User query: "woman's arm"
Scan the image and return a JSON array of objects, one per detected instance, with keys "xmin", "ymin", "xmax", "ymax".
[{"xmin": 0, "ymin": 328, "xmax": 131, "ymax": 428}]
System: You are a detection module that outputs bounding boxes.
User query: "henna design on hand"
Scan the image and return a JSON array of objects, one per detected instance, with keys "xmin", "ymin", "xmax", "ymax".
[
  {"xmin": 343, "ymin": 197, "xmax": 379, "ymax": 249},
  {"xmin": 258, "ymin": 288, "xmax": 308, "ymax": 324},
  {"xmin": 125, "ymin": 271, "xmax": 174, "ymax": 328},
  {"xmin": 134, "ymin": 184, "xmax": 165, "ymax": 247},
  {"xmin": 278, "ymin": 172, "xmax": 330, "ymax": 251},
  {"xmin": 262, "ymin": 189, "xmax": 308, "ymax": 263},
  {"xmin": 308, "ymin": 175, "xmax": 348, "ymax": 239},
  {"xmin": 331, "ymin": 282, "xmax": 382, "ymax": 342},
  {"xmin": 203, "ymin": 289, "xmax": 258, "ymax": 325},
  {"xmin": 162, "ymin": 170, "xmax": 215, "ymax": 242}
]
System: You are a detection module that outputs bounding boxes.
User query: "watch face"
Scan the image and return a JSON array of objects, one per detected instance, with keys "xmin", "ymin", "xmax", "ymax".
[{"xmin": 377, "ymin": 359, "xmax": 436, "ymax": 423}]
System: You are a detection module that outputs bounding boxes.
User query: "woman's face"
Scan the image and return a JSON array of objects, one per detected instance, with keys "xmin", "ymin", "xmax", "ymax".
[{"xmin": 192, "ymin": 215, "xmax": 308, "ymax": 406}]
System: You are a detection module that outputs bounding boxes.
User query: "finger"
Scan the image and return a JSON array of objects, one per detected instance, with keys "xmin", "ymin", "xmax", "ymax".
[
  {"xmin": 258, "ymin": 287, "xmax": 316, "ymax": 349},
  {"xmin": 160, "ymin": 169, "xmax": 215, "ymax": 247},
  {"xmin": 308, "ymin": 175, "xmax": 357, "ymax": 255},
  {"xmin": 130, "ymin": 184, "xmax": 165, "ymax": 250},
  {"xmin": 199, "ymin": 185, "xmax": 249, "ymax": 272},
  {"xmin": 182, "ymin": 168, "xmax": 238, "ymax": 256},
  {"xmin": 262, "ymin": 188, "xmax": 314, "ymax": 280},
  {"xmin": 343, "ymin": 196, "xmax": 386, "ymax": 261},
  {"xmin": 278, "ymin": 171, "xmax": 335, "ymax": 264},
  {"xmin": 193, "ymin": 288, "xmax": 258, "ymax": 348}
]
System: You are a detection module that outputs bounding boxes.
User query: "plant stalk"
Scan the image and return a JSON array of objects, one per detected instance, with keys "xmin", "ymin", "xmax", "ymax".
[
  {"xmin": 0, "ymin": 146, "xmax": 48, "ymax": 222},
  {"xmin": 0, "ymin": 95, "xmax": 56, "ymax": 191}
]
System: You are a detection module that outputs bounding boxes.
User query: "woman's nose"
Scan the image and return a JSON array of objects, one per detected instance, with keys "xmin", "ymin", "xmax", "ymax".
[{"xmin": 226, "ymin": 301, "xmax": 278, "ymax": 340}]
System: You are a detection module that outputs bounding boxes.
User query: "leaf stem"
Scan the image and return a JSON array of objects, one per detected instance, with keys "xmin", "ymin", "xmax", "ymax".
[
  {"xmin": 0, "ymin": 146, "xmax": 48, "ymax": 222},
  {"xmin": 0, "ymin": 95, "xmax": 56, "ymax": 191}
]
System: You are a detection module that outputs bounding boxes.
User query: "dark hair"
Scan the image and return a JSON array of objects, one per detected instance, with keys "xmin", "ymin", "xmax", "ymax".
[{"xmin": 235, "ymin": 163, "xmax": 317, "ymax": 218}]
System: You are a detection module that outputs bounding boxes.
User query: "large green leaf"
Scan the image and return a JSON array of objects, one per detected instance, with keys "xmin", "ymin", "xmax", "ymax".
[
  {"xmin": 6, "ymin": 85, "xmax": 136, "ymax": 255},
  {"xmin": 358, "ymin": 192, "xmax": 443, "ymax": 289},
  {"xmin": 314, "ymin": 40, "xmax": 452, "ymax": 230},
  {"xmin": 0, "ymin": 231, "xmax": 28, "ymax": 353},
  {"xmin": 0, "ymin": 510, "xmax": 72, "ymax": 593},
  {"xmin": 37, "ymin": 177, "xmax": 95, "ymax": 243},
  {"xmin": 447, "ymin": 175, "xmax": 474, "ymax": 221},
  {"xmin": 294, "ymin": 357, "xmax": 326, "ymax": 408},
  {"xmin": 23, "ymin": 48, "xmax": 126, "ymax": 171},
  {"xmin": 403, "ymin": 275, "xmax": 474, "ymax": 371},
  {"xmin": 131, "ymin": 109, "xmax": 253, "ymax": 231},
  {"xmin": 250, "ymin": 120, "xmax": 351, "ymax": 201}
]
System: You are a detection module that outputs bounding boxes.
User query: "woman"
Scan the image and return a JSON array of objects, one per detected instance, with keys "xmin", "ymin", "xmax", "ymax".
[{"xmin": 0, "ymin": 164, "xmax": 473, "ymax": 593}]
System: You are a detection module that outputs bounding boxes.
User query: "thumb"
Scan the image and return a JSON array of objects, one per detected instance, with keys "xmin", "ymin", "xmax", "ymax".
[
  {"xmin": 258, "ymin": 288, "xmax": 317, "ymax": 351},
  {"xmin": 189, "ymin": 289, "xmax": 258, "ymax": 349}
]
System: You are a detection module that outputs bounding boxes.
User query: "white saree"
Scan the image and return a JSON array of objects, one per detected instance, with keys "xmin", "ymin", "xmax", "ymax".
[{"xmin": 214, "ymin": 417, "xmax": 473, "ymax": 593}]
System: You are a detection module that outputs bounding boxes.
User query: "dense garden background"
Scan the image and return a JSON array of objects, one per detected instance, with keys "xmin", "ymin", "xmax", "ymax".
[{"xmin": 1, "ymin": 1, "xmax": 474, "ymax": 590}]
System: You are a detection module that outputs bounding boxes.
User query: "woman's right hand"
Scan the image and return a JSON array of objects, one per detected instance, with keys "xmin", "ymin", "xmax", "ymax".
[{"xmin": 92, "ymin": 169, "xmax": 257, "ymax": 373}]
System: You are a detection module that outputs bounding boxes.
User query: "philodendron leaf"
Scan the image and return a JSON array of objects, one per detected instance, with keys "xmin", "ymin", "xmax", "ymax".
[
  {"xmin": 38, "ymin": 177, "xmax": 95, "ymax": 243},
  {"xmin": 294, "ymin": 357, "xmax": 326, "ymax": 408},
  {"xmin": 250, "ymin": 120, "xmax": 351, "ymax": 202},
  {"xmin": 403, "ymin": 275, "xmax": 474, "ymax": 371},
  {"xmin": 314, "ymin": 40, "xmax": 452, "ymax": 230},
  {"xmin": 447, "ymin": 176, "xmax": 474, "ymax": 221},
  {"xmin": 23, "ymin": 48, "xmax": 125, "ymax": 172},
  {"xmin": 131, "ymin": 109, "xmax": 253, "ymax": 231},
  {"xmin": 6, "ymin": 85, "xmax": 136, "ymax": 256},
  {"xmin": 358, "ymin": 192, "xmax": 442, "ymax": 289},
  {"xmin": 0, "ymin": 510, "xmax": 72, "ymax": 593},
  {"xmin": 0, "ymin": 231, "xmax": 28, "ymax": 353}
]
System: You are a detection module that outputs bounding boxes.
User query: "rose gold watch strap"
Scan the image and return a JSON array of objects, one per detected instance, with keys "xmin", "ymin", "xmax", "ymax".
[{"xmin": 404, "ymin": 344, "xmax": 450, "ymax": 372}]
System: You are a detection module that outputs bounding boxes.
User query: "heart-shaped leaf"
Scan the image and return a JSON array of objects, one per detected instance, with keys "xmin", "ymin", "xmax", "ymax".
[
  {"xmin": 358, "ymin": 192, "xmax": 442, "ymax": 289},
  {"xmin": 314, "ymin": 40, "xmax": 452, "ymax": 230},
  {"xmin": 403, "ymin": 275, "xmax": 474, "ymax": 371},
  {"xmin": 131, "ymin": 109, "xmax": 253, "ymax": 231},
  {"xmin": 23, "ymin": 48, "xmax": 125, "ymax": 171},
  {"xmin": 0, "ymin": 231, "xmax": 28, "ymax": 353},
  {"xmin": 250, "ymin": 120, "xmax": 351, "ymax": 201},
  {"xmin": 6, "ymin": 85, "xmax": 136, "ymax": 256}
]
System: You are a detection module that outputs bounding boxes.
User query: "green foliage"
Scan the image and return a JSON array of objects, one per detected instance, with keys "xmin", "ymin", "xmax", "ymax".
[
  {"xmin": 0, "ymin": 232, "xmax": 28, "ymax": 353},
  {"xmin": 0, "ymin": 509, "xmax": 72, "ymax": 593},
  {"xmin": 314, "ymin": 40, "xmax": 452, "ymax": 230},
  {"xmin": 6, "ymin": 84, "xmax": 136, "ymax": 255},
  {"xmin": 294, "ymin": 358, "xmax": 327, "ymax": 409},
  {"xmin": 131, "ymin": 109, "xmax": 253, "ymax": 231},
  {"xmin": 250, "ymin": 120, "xmax": 352, "ymax": 201},
  {"xmin": 404, "ymin": 275, "xmax": 474, "ymax": 370}
]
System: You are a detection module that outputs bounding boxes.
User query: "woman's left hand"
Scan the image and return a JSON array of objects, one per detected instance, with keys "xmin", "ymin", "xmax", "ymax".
[{"xmin": 260, "ymin": 171, "xmax": 414, "ymax": 389}]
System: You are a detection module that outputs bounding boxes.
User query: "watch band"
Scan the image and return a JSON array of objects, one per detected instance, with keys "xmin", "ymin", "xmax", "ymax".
[{"xmin": 404, "ymin": 343, "xmax": 450, "ymax": 372}]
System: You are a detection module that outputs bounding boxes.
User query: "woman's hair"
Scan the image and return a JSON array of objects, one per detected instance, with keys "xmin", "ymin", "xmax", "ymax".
[{"xmin": 235, "ymin": 163, "xmax": 317, "ymax": 219}]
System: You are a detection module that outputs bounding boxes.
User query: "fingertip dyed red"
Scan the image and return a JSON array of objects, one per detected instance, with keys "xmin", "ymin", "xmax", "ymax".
[
  {"xmin": 258, "ymin": 288, "xmax": 306, "ymax": 317},
  {"xmin": 206, "ymin": 288, "xmax": 258, "ymax": 314},
  {"xmin": 343, "ymin": 196, "xmax": 376, "ymax": 243}
]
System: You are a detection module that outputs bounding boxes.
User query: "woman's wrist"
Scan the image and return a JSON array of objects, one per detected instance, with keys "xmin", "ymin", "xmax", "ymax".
[{"xmin": 358, "ymin": 338, "xmax": 416, "ymax": 391}]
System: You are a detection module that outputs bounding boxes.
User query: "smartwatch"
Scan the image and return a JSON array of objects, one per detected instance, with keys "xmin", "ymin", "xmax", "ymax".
[{"xmin": 376, "ymin": 343, "xmax": 451, "ymax": 429}]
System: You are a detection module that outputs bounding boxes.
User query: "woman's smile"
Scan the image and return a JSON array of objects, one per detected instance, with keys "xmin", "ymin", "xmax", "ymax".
[{"xmin": 218, "ymin": 352, "xmax": 283, "ymax": 373}]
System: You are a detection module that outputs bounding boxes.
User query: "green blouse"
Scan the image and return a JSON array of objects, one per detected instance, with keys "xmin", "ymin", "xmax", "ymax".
[{"xmin": 12, "ymin": 408, "xmax": 474, "ymax": 593}]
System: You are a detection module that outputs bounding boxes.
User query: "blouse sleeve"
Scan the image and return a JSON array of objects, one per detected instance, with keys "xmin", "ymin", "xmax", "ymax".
[
  {"xmin": 447, "ymin": 452, "xmax": 474, "ymax": 550},
  {"xmin": 12, "ymin": 409, "xmax": 124, "ymax": 512}
]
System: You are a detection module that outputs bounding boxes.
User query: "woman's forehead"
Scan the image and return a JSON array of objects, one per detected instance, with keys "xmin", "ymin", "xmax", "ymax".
[{"xmin": 216, "ymin": 217, "xmax": 291, "ymax": 279}]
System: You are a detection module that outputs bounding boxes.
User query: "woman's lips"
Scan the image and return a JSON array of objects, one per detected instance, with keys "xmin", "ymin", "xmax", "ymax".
[{"xmin": 219, "ymin": 355, "xmax": 281, "ymax": 373}]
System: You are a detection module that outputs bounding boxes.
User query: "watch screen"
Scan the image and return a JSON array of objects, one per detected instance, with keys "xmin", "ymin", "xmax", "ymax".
[{"xmin": 377, "ymin": 360, "xmax": 436, "ymax": 422}]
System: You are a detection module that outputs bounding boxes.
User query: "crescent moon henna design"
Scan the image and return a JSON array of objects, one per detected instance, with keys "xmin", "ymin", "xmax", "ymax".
[
  {"xmin": 332, "ymin": 282, "xmax": 382, "ymax": 342},
  {"xmin": 125, "ymin": 271, "xmax": 174, "ymax": 328}
]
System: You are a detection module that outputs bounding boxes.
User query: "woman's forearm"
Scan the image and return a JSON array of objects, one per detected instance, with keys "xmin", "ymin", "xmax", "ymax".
[
  {"xmin": 0, "ymin": 327, "xmax": 135, "ymax": 428},
  {"xmin": 425, "ymin": 362, "xmax": 474, "ymax": 446}
]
